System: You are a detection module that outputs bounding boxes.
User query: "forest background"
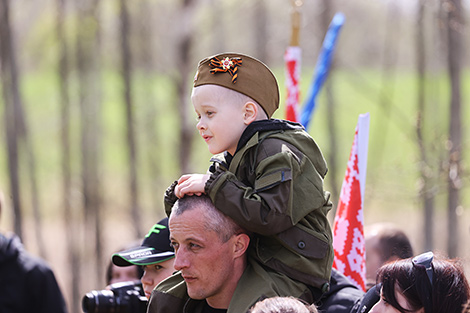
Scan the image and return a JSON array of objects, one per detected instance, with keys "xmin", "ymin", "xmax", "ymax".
[{"xmin": 0, "ymin": 0, "xmax": 469, "ymax": 312}]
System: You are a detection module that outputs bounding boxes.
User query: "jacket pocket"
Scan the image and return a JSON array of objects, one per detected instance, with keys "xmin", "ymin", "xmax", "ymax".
[{"xmin": 277, "ymin": 225, "xmax": 329, "ymax": 259}]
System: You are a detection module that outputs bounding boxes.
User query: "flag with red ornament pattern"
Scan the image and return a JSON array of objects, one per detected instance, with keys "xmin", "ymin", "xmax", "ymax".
[
  {"xmin": 332, "ymin": 113, "xmax": 370, "ymax": 292},
  {"xmin": 284, "ymin": 46, "xmax": 301, "ymax": 122}
]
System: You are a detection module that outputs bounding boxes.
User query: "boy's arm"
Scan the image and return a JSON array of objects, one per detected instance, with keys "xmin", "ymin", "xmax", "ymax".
[
  {"xmin": 164, "ymin": 181, "xmax": 178, "ymax": 217},
  {"xmin": 205, "ymin": 150, "xmax": 328, "ymax": 236}
]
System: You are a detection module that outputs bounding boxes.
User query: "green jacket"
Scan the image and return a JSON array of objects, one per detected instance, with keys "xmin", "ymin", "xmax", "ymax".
[
  {"xmin": 147, "ymin": 258, "xmax": 314, "ymax": 313},
  {"xmin": 165, "ymin": 119, "xmax": 333, "ymax": 292}
]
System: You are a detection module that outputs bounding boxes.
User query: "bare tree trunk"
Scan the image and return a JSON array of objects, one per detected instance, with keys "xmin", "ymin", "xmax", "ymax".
[
  {"xmin": 320, "ymin": 0, "xmax": 340, "ymax": 203},
  {"xmin": 76, "ymin": 0, "xmax": 103, "ymax": 286},
  {"xmin": 416, "ymin": 0, "xmax": 435, "ymax": 252},
  {"xmin": 254, "ymin": 0, "xmax": 267, "ymax": 62},
  {"xmin": 211, "ymin": 0, "xmax": 226, "ymax": 53},
  {"xmin": 26, "ymin": 144, "xmax": 46, "ymax": 258},
  {"xmin": 0, "ymin": 1, "xmax": 45, "ymax": 258},
  {"xmin": 119, "ymin": 0, "xmax": 142, "ymax": 238},
  {"xmin": 444, "ymin": 0, "xmax": 463, "ymax": 258},
  {"xmin": 57, "ymin": 0, "xmax": 80, "ymax": 311},
  {"xmin": 176, "ymin": 0, "xmax": 195, "ymax": 175},
  {"xmin": 0, "ymin": 0, "xmax": 23, "ymax": 240},
  {"xmin": 374, "ymin": 3, "xmax": 399, "ymax": 170},
  {"xmin": 137, "ymin": 0, "xmax": 159, "ymax": 212}
]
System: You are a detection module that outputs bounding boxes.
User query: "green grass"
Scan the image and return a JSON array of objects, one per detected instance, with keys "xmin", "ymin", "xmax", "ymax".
[{"xmin": 0, "ymin": 67, "xmax": 469, "ymax": 222}]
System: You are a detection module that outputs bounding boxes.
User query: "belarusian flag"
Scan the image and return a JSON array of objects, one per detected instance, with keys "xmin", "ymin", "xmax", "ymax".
[
  {"xmin": 332, "ymin": 113, "xmax": 370, "ymax": 292},
  {"xmin": 284, "ymin": 46, "xmax": 301, "ymax": 122}
]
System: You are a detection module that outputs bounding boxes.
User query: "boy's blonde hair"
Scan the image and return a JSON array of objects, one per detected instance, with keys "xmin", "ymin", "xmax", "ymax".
[{"xmin": 208, "ymin": 85, "xmax": 268, "ymax": 120}]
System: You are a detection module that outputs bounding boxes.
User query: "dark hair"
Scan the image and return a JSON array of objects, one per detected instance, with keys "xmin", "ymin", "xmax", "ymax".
[
  {"xmin": 376, "ymin": 254, "xmax": 470, "ymax": 313},
  {"xmin": 371, "ymin": 224, "xmax": 413, "ymax": 262}
]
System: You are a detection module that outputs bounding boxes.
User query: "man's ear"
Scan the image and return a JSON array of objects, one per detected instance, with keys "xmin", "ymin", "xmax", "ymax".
[
  {"xmin": 242, "ymin": 102, "xmax": 258, "ymax": 125},
  {"xmin": 233, "ymin": 233, "xmax": 250, "ymax": 258}
]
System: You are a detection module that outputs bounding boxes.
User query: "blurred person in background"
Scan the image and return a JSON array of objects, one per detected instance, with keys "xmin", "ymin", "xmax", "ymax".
[
  {"xmin": 0, "ymin": 190, "xmax": 68, "ymax": 313},
  {"xmin": 316, "ymin": 268, "xmax": 364, "ymax": 312},
  {"xmin": 106, "ymin": 239, "xmax": 144, "ymax": 286},
  {"xmin": 319, "ymin": 223, "xmax": 414, "ymax": 313},
  {"xmin": 369, "ymin": 251, "xmax": 470, "ymax": 313},
  {"xmin": 249, "ymin": 296, "xmax": 318, "ymax": 313},
  {"xmin": 112, "ymin": 217, "xmax": 175, "ymax": 299},
  {"xmin": 365, "ymin": 223, "xmax": 413, "ymax": 290}
]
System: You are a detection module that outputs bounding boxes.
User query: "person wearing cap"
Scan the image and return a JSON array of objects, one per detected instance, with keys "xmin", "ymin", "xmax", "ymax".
[
  {"xmin": 164, "ymin": 52, "xmax": 333, "ymax": 300},
  {"xmin": 112, "ymin": 217, "xmax": 175, "ymax": 299},
  {"xmin": 149, "ymin": 195, "xmax": 315, "ymax": 313}
]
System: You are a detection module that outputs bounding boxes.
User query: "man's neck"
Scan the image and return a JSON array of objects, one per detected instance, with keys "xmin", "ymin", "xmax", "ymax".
[
  {"xmin": 205, "ymin": 258, "xmax": 247, "ymax": 310},
  {"xmin": 202, "ymin": 301, "xmax": 227, "ymax": 313}
]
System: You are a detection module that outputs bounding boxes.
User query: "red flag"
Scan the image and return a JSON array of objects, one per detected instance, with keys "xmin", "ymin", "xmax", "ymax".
[
  {"xmin": 284, "ymin": 46, "xmax": 301, "ymax": 122},
  {"xmin": 333, "ymin": 113, "xmax": 370, "ymax": 291}
]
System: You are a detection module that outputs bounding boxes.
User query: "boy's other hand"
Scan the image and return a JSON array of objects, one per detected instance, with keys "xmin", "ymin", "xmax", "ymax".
[{"xmin": 174, "ymin": 174, "xmax": 210, "ymax": 198}]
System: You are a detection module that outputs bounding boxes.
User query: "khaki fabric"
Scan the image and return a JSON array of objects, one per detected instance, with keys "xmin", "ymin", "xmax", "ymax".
[{"xmin": 193, "ymin": 52, "xmax": 279, "ymax": 118}]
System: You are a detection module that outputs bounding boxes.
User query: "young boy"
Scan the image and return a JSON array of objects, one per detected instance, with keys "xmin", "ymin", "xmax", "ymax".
[{"xmin": 165, "ymin": 52, "xmax": 333, "ymax": 298}]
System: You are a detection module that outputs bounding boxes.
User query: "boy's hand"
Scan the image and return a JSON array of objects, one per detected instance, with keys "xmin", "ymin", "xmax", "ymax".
[{"xmin": 174, "ymin": 174, "xmax": 210, "ymax": 198}]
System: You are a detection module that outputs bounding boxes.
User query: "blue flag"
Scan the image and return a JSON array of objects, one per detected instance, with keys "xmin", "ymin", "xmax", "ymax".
[{"xmin": 300, "ymin": 12, "xmax": 345, "ymax": 130}]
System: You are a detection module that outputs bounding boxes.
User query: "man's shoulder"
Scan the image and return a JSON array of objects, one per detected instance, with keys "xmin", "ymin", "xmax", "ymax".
[
  {"xmin": 155, "ymin": 271, "xmax": 188, "ymax": 296},
  {"xmin": 228, "ymin": 260, "xmax": 313, "ymax": 313},
  {"xmin": 148, "ymin": 272, "xmax": 189, "ymax": 313}
]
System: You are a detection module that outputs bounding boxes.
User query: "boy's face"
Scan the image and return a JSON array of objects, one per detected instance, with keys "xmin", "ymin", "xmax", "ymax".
[{"xmin": 192, "ymin": 85, "xmax": 248, "ymax": 155}]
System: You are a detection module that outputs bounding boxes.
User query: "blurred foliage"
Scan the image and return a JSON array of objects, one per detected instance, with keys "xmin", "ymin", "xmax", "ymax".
[
  {"xmin": 0, "ymin": 0, "xmax": 469, "ymax": 310},
  {"xmin": 1, "ymin": 0, "xmax": 469, "ymax": 240}
]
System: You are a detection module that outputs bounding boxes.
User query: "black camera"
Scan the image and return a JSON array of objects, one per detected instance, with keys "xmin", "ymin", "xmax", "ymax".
[{"xmin": 82, "ymin": 281, "xmax": 148, "ymax": 313}]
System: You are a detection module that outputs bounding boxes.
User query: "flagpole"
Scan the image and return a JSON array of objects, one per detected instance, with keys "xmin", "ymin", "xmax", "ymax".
[
  {"xmin": 300, "ymin": 12, "xmax": 345, "ymax": 130},
  {"xmin": 284, "ymin": 0, "xmax": 303, "ymax": 122},
  {"xmin": 357, "ymin": 113, "xmax": 370, "ymax": 200}
]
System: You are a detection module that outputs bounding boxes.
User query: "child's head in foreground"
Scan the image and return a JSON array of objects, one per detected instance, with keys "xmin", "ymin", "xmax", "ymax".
[
  {"xmin": 192, "ymin": 52, "xmax": 280, "ymax": 155},
  {"xmin": 249, "ymin": 296, "xmax": 318, "ymax": 313}
]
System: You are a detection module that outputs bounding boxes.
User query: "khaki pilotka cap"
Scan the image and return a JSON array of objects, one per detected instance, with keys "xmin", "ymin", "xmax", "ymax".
[{"xmin": 193, "ymin": 52, "xmax": 280, "ymax": 118}]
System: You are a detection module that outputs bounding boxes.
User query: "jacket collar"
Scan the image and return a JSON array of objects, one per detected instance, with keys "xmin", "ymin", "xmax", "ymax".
[{"xmin": 235, "ymin": 119, "xmax": 304, "ymax": 154}]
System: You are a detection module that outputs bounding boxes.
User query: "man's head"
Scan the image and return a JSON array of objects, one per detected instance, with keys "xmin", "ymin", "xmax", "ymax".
[
  {"xmin": 365, "ymin": 223, "xmax": 413, "ymax": 290},
  {"xmin": 169, "ymin": 195, "xmax": 250, "ymax": 309},
  {"xmin": 112, "ymin": 218, "xmax": 175, "ymax": 299},
  {"xmin": 249, "ymin": 296, "xmax": 318, "ymax": 313}
]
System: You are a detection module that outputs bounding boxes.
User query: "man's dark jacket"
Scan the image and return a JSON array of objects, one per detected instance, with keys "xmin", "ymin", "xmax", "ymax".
[
  {"xmin": 0, "ymin": 232, "xmax": 68, "ymax": 313},
  {"xmin": 317, "ymin": 269, "xmax": 364, "ymax": 313}
]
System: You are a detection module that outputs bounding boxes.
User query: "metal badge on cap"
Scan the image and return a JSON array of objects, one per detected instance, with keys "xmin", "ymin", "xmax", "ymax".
[{"xmin": 209, "ymin": 56, "xmax": 242, "ymax": 83}]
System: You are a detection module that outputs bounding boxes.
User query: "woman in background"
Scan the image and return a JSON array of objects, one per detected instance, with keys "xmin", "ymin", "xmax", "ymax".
[{"xmin": 370, "ymin": 251, "xmax": 469, "ymax": 313}]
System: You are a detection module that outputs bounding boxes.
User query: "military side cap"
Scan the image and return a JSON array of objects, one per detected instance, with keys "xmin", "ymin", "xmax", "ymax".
[{"xmin": 193, "ymin": 52, "xmax": 280, "ymax": 118}]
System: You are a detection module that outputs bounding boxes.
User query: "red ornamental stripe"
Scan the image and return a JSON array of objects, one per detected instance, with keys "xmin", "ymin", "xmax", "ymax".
[{"xmin": 285, "ymin": 58, "xmax": 299, "ymax": 122}]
